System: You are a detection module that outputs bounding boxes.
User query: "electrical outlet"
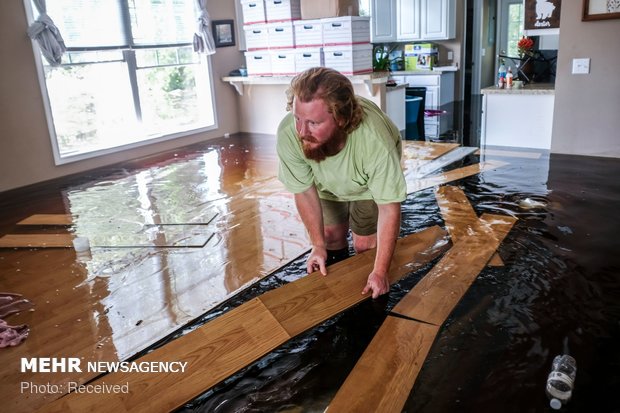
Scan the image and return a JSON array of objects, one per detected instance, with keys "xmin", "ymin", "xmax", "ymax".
[{"xmin": 572, "ymin": 58, "xmax": 590, "ymax": 74}]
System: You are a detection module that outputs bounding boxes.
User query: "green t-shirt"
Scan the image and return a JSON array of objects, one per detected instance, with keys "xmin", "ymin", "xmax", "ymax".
[{"xmin": 277, "ymin": 97, "xmax": 406, "ymax": 204}]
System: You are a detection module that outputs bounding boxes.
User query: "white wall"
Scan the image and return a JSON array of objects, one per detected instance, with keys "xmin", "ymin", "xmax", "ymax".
[
  {"xmin": 237, "ymin": 82, "xmax": 385, "ymax": 134},
  {"xmin": 551, "ymin": 1, "xmax": 620, "ymax": 157}
]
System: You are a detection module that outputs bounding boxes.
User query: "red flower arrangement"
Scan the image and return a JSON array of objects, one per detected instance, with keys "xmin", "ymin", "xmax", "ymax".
[{"xmin": 517, "ymin": 36, "xmax": 534, "ymax": 57}]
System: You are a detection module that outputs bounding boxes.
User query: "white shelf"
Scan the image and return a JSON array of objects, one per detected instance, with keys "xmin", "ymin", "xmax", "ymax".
[{"xmin": 222, "ymin": 73, "xmax": 390, "ymax": 96}]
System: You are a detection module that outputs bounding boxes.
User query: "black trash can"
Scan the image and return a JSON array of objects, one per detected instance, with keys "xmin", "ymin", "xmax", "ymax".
[{"xmin": 405, "ymin": 87, "xmax": 426, "ymax": 140}]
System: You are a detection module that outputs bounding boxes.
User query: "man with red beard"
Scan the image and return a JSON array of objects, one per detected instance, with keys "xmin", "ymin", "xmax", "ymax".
[{"xmin": 277, "ymin": 67, "xmax": 406, "ymax": 299}]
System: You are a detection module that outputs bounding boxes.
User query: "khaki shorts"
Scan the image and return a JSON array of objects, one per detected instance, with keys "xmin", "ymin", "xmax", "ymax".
[{"xmin": 320, "ymin": 198, "xmax": 378, "ymax": 236}]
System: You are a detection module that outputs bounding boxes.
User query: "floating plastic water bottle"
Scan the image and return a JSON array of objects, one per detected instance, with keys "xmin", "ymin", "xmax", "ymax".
[{"xmin": 546, "ymin": 354, "xmax": 577, "ymax": 410}]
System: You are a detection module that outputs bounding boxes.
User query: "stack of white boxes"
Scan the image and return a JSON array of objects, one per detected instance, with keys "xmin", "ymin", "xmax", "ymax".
[
  {"xmin": 242, "ymin": 0, "xmax": 301, "ymax": 76},
  {"xmin": 241, "ymin": 0, "xmax": 371, "ymax": 76},
  {"xmin": 321, "ymin": 16, "xmax": 371, "ymax": 75}
]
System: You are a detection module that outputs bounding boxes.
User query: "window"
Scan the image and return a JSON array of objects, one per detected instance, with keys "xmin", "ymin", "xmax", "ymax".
[
  {"xmin": 506, "ymin": 2, "xmax": 524, "ymax": 57},
  {"xmin": 25, "ymin": 0, "xmax": 216, "ymax": 164},
  {"xmin": 498, "ymin": 0, "xmax": 525, "ymax": 57}
]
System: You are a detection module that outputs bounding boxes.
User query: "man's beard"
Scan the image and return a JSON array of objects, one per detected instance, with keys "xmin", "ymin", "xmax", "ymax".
[{"xmin": 301, "ymin": 128, "xmax": 347, "ymax": 162}]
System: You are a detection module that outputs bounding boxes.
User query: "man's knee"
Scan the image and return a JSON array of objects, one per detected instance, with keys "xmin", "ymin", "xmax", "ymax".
[
  {"xmin": 352, "ymin": 233, "xmax": 377, "ymax": 254},
  {"xmin": 324, "ymin": 223, "xmax": 348, "ymax": 250}
]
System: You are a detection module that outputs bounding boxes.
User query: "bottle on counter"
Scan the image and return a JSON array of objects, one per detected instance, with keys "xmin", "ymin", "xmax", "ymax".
[
  {"xmin": 546, "ymin": 354, "xmax": 577, "ymax": 410},
  {"xmin": 506, "ymin": 67, "xmax": 513, "ymax": 88},
  {"xmin": 497, "ymin": 59, "xmax": 507, "ymax": 88}
]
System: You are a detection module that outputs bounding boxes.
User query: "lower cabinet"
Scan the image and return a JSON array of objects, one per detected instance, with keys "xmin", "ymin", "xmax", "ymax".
[
  {"xmin": 392, "ymin": 72, "xmax": 455, "ymax": 139},
  {"xmin": 386, "ymin": 85, "xmax": 406, "ymax": 134}
]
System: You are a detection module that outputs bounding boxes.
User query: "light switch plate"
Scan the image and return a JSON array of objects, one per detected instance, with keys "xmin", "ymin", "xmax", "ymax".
[{"xmin": 572, "ymin": 58, "xmax": 590, "ymax": 74}]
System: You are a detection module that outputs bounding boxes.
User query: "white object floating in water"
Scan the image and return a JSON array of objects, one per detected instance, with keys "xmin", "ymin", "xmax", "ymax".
[
  {"xmin": 72, "ymin": 236, "xmax": 90, "ymax": 252},
  {"xmin": 518, "ymin": 198, "xmax": 546, "ymax": 209}
]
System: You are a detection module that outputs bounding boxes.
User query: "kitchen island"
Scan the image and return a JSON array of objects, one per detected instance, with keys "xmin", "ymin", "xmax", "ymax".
[{"xmin": 481, "ymin": 83, "xmax": 555, "ymax": 150}]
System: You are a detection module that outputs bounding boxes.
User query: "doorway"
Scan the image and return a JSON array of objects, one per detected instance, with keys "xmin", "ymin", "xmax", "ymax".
[{"xmin": 463, "ymin": 0, "xmax": 497, "ymax": 147}]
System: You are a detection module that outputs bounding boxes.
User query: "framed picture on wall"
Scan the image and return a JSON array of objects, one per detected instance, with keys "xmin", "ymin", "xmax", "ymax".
[
  {"xmin": 525, "ymin": 0, "xmax": 561, "ymax": 30},
  {"xmin": 212, "ymin": 20, "xmax": 235, "ymax": 47},
  {"xmin": 583, "ymin": 0, "xmax": 620, "ymax": 21}
]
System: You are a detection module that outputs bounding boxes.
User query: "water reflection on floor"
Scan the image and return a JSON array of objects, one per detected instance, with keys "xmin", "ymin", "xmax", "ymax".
[
  {"xmin": 181, "ymin": 149, "xmax": 620, "ymax": 413},
  {"xmin": 1, "ymin": 138, "xmax": 620, "ymax": 413}
]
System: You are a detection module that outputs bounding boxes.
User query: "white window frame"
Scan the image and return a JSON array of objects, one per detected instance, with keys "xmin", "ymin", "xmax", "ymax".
[{"xmin": 23, "ymin": 0, "xmax": 219, "ymax": 166}]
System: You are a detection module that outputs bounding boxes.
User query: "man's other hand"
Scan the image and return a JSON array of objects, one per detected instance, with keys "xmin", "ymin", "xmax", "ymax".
[
  {"xmin": 307, "ymin": 246, "xmax": 328, "ymax": 275},
  {"xmin": 362, "ymin": 271, "xmax": 390, "ymax": 299}
]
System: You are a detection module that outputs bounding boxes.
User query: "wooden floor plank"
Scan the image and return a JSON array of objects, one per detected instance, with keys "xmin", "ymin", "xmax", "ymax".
[
  {"xmin": 391, "ymin": 214, "xmax": 517, "ymax": 326},
  {"xmin": 40, "ymin": 298, "xmax": 291, "ymax": 413},
  {"xmin": 38, "ymin": 226, "xmax": 450, "ymax": 413},
  {"xmin": 406, "ymin": 160, "xmax": 508, "ymax": 194},
  {"xmin": 0, "ymin": 227, "xmax": 214, "ymax": 248},
  {"xmin": 475, "ymin": 148, "xmax": 542, "ymax": 159},
  {"xmin": 328, "ymin": 213, "xmax": 517, "ymax": 412},
  {"xmin": 435, "ymin": 185, "xmax": 505, "ymax": 266},
  {"xmin": 0, "ymin": 233, "xmax": 75, "ymax": 248},
  {"xmin": 327, "ymin": 317, "xmax": 439, "ymax": 413},
  {"xmin": 402, "ymin": 141, "xmax": 459, "ymax": 161},
  {"xmin": 17, "ymin": 214, "xmax": 73, "ymax": 225},
  {"xmin": 259, "ymin": 225, "xmax": 449, "ymax": 337}
]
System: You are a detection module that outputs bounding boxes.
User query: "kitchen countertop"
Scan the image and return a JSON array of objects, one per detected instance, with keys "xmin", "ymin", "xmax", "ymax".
[
  {"xmin": 390, "ymin": 67, "xmax": 459, "ymax": 75},
  {"xmin": 481, "ymin": 83, "xmax": 555, "ymax": 95},
  {"xmin": 386, "ymin": 83, "xmax": 407, "ymax": 91}
]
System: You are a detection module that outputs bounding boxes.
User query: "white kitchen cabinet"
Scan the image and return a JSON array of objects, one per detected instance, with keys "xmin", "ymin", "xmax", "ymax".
[
  {"xmin": 386, "ymin": 85, "xmax": 406, "ymax": 134},
  {"xmin": 372, "ymin": 0, "xmax": 456, "ymax": 42},
  {"xmin": 481, "ymin": 85, "xmax": 555, "ymax": 149},
  {"xmin": 394, "ymin": 72, "xmax": 455, "ymax": 139},
  {"xmin": 396, "ymin": 0, "xmax": 420, "ymax": 41},
  {"xmin": 421, "ymin": 0, "xmax": 456, "ymax": 40},
  {"xmin": 370, "ymin": 0, "xmax": 397, "ymax": 42}
]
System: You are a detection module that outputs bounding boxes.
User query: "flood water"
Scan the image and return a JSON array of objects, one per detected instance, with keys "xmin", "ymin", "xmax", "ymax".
[
  {"xmin": 177, "ymin": 150, "xmax": 620, "ymax": 413},
  {"xmin": 2, "ymin": 138, "xmax": 620, "ymax": 413}
]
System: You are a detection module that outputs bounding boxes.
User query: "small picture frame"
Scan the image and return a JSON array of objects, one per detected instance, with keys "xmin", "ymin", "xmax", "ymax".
[
  {"xmin": 212, "ymin": 19, "xmax": 235, "ymax": 47},
  {"xmin": 583, "ymin": 0, "xmax": 620, "ymax": 21}
]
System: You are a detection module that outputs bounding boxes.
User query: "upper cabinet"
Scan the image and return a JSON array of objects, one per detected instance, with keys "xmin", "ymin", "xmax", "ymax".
[
  {"xmin": 369, "ymin": 0, "xmax": 456, "ymax": 42},
  {"xmin": 369, "ymin": 0, "xmax": 397, "ymax": 42},
  {"xmin": 397, "ymin": 0, "xmax": 420, "ymax": 41},
  {"xmin": 421, "ymin": 0, "xmax": 456, "ymax": 40}
]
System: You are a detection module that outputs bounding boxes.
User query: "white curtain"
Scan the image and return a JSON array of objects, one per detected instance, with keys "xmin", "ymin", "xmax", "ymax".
[
  {"xmin": 193, "ymin": 0, "xmax": 216, "ymax": 55},
  {"xmin": 27, "ymin": 0, "xmax": 66, "ymax": 66}
]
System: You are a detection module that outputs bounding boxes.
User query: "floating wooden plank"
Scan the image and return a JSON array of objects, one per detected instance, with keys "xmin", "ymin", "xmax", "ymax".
[
  {"xmin": 406, "ymin": 160, "xmax": 508, "ymax": 194},
  {"xmin": 402, "ymin": 141, "xmax": 459, "ymax": 161},
  {"xmin": 259, "ymin": 225, "xmax": 449, "ymax": 337},
  {"xmin": 435, "ymin": 185, "xmax": 504, "ymax": 266},
  {"xmin": 327, "ymin": 317, "xmax": 439, "ymax": 413},
  {"xmin": 42, "ymin": 298, "xmax": 291, "ymax": 413},
  {"xmin": 475, "ymin": 148, "xmax": 542, "ymax": 159},
  {"xmin": 0, "ymin": 233, "xmax": 75, "ymax": 248},
  {"xmin": 38, "ymin": 226, "xmax": 450, "ymax": 413},
  {"xmin": 17, "ymin": 214, "xmax": 73, "ymax": 225},
  {"xmin": 0, "ymin": 227, "xmax": 214, "ymax": 249},
  {"xmin": 328, "ymin": 213, "xmax": 517, "ymax": 413},
  {"xmin": 17, "ymin": 212, "xmax": 219, "ymax": 227},
  {"xmin": 391, "ymin": 213, "xmax": 516, "ymax": 326},
  {"xmin": 404, "ymin": 146, "xmax": 478, "ymax": 181}
]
